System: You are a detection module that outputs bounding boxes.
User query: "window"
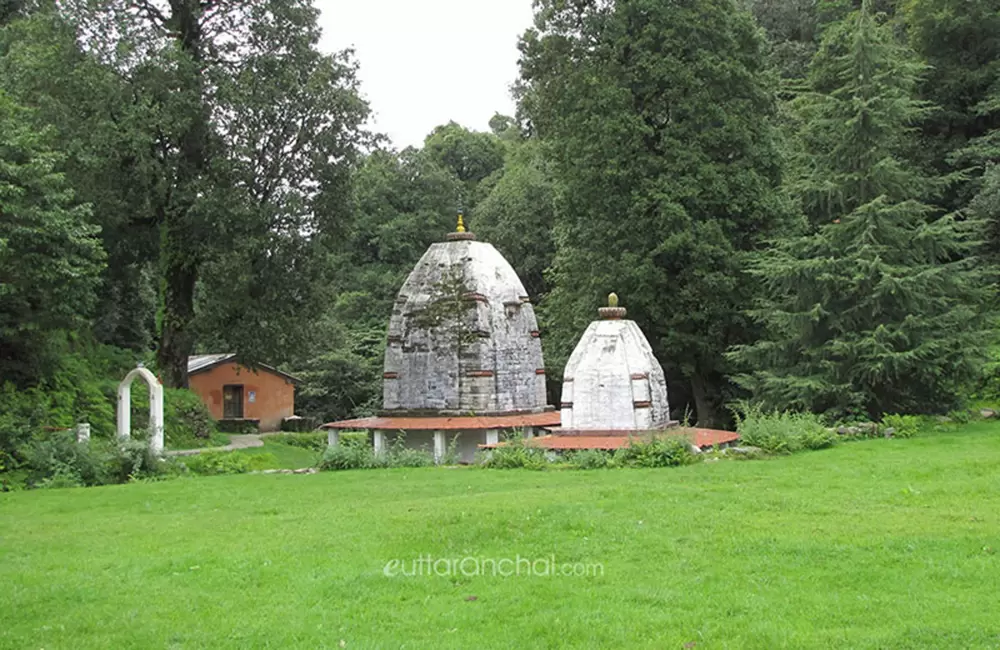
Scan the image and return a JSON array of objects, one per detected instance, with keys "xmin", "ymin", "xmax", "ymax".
[{"xmin": 223, "ymin": 384, "xmax": 244, "ymax": 418}]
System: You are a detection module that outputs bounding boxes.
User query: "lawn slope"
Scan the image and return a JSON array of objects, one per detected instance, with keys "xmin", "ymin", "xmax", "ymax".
[{"xmin": 2, "ymin": 423, "xmax": 999, "ymax": 649}]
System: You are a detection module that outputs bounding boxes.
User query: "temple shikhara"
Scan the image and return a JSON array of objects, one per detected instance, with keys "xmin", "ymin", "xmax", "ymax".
[{"xmin": 322, "ymin": 216, "xmax": 738, "ymax": 460}]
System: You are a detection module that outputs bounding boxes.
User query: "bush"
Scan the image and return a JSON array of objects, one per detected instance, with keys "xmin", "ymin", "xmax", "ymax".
[
  {"xmin": 882, "ymin": 414, "xmax": 921, "ymax": 439},
  {"xmin": 317, "ymin": 433, "xmax": 441, "ymax": 471},
  {"xmin": 613, "ymin": 435, "xmax": 701, "ymax": 468},
  {"xmin": 318, "ymin": 438, "xmax": 380, "ymax": 471},
  {"xmin": 386, "ymin": 434, "xmax": 435, "ymax": 467},
  {"xmin": 180, "ymin": 451, "xmax": 254, "ymax": 476},
  {"xmin": 566, "ymin": 449, "xmax": 613, "ymax": 470},
  {"xmin": 125, "ymin": 383, "xmax": 221, "ymax": 448},
  {"xmin": 217, "ymin": 418, "xmax": 260, "ymax": 434},
  {"xmin": 480, "ymin": 433, "xmax": 549, "ymax": 470},
  {"xmin": 19, "ymin": 430, "xmax": 164, "ymax": 488},
  {"xmin": 733, "ymin": 402, "xmax": 836, "ymax": 454},
  {"xmin": 277, "ymin": 431, "xmax": 328, "ymax": 452}
]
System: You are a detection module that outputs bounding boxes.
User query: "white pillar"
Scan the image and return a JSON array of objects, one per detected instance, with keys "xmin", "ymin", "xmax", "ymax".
[
  {"xmin": 327, "ymin": 429, "xmax": 341, "ymax": 447},
  {"xmin": 485, "ymin": 429, "xmax": 499, "ymax": 446},
  {"xmin": 373, "ymin": 430, "xmax": 386, "ymax": 456},
  {"xmin": 149, "ymin": 380, "xmax": 164, "ymax": 455},
  {"xmin": 76, "ymin": 423, "xmax": 91, "ymax": 443},
  {"xmin": 434, "ymin": 430, "xmax": 447, "ymax": 464},
  {"xmin": 117, "ymin": 382, "xmax": 132, "ymax": 441}
]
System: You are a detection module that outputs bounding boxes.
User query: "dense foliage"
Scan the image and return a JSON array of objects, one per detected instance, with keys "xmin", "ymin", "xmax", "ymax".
[{"xmin": 3, "ymin": 0, "xmax": 1000, "ymax": 486}]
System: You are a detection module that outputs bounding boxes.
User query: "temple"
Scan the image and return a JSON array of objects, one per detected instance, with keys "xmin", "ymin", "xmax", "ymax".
[
  {"xmin": 558, "ymin": 293, "xmax": 671, "ymax": 431},
  {"xmin": 322, "ymin": 215, "xmax": 557, "ymax": 462}
]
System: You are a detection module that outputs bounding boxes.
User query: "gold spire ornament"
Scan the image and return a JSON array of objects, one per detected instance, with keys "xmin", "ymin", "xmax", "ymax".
[
  {"xmin": 445, "ymin": 211, "xmax": 476, "ymax": 241},
  {"xmin": 599, "ymin": 292, "xmax": 627, "ymax": 320}
]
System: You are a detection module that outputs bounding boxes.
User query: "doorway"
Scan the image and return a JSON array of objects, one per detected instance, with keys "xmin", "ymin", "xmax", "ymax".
[{"xmin": 223, "ymin": 384, "xmax": 244, "ymax": 418}]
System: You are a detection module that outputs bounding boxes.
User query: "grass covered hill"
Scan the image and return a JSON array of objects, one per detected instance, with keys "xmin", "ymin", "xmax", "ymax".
[{"xmin": 2, "ymin": 422, "xmax": 1000, "ymax": 648}]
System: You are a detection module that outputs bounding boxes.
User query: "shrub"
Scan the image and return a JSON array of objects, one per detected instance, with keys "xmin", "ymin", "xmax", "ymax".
[
  {"xmin": 566, "ymin": 449, "xmax": 613, "ymax": 470},
  {"xmin": 104, "ymin": 439, "xmax": 165, "ymax": 483},
  {"xmin": 733, "ymin": 402, "xmax": 835, "ymax": 454},
  {"xmin": 19, "ymin": 431, "xmax": 164, "ymax": 487},
  {"xmin": 216, "ymin": 418, "xmax": 259, "ymax": 434},
  {"xmin": 385, "ymin": 434, "xmax": 435, "ymax": 467},
  {"xmin": 613, "ymin": 435, "xmax": 700, "ymax": 468},
  {"xmin": 882, "ymin": 414, "xmax": 921, "ymax": 439},
  {"xmin": 318, "ymin": 437, "xmax": 380, "ymax": 471},
  {"xmin": 126, "ymin": 383, "xmax": 220, "ymax": 448},
  {"xmin": 180, "ymin": 451, "xmax": 253, "ymax": 476},
  {"xmin": 277, "ymin": 431, "xmax": 328, "ymax": 452},
  {"xmin": 480, "ymin": 434, "xmax": 549, "ymax": 470}
]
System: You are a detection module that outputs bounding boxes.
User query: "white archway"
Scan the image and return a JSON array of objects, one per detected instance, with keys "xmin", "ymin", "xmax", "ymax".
[{"xmin": 117, "ymin": 364, "xmax": 165, "ymax": 455}]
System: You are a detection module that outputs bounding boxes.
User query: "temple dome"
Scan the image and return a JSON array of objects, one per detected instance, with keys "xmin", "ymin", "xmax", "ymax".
[
  {"xmin": 560, "ymin": 295, "xmax": 670, "ymax": 430},
  {"xmin": 382, "ymin": 224, "xmax": 548, "ymax": 415}
]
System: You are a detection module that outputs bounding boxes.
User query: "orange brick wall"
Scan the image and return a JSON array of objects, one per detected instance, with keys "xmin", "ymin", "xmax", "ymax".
[{"xmin": 188, "ymin": 363, "xmax": 295, "ymax": 432}]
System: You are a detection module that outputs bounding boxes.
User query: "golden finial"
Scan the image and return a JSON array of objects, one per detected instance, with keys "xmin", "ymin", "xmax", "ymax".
[
  {"xmin": 456, "ymin": 213, "xmax": 466, "ymax": 233},
  {"xmin": 598, "ymin": 292, "xmax": 626, "ymax": 320}
]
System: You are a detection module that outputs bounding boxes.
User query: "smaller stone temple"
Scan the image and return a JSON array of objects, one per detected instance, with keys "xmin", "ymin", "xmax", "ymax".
[{"xmin": 558, "ymin": 293, "xmax": 671, "ymax": 431}]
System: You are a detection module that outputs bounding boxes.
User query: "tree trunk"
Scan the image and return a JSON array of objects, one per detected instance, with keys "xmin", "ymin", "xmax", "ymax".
[
  {"xmin": 157, "ymin": 256, "xmax": 197, "ymax": 388},
  {"xmin": 155, "ymin": 0, "xmax": 208, "ymax": 388},
  {"xmin": 691, "ymin": 374, "xmax": 720, "ymax": 429}
]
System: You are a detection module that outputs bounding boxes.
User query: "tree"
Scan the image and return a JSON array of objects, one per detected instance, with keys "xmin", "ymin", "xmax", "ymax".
[
  {"xmin": 1, "ymin": 10, "xmax": 161, "ymax": 352},
  {"xmin": 0, "ymin": 92, "xmax": 105, "ymax": 384},
  {"xmin": 904, "ymin": 0, "xmax": 1000, "ymax": 207},
  {"xmin": 517, "ymin": 0, "xmax": 788, "ymax": 425},
  {"xmin": 53, "ymin": 0, "xmax": 369, "ymax": 386},
  {"xmin": 731, "ymin": 0, "xmax": 992, "ymax": 418},
  {"xmin": 422, "ymin": 121, "xmax": 505, "ymax": 211},
  {"xmin": 473, "ymin": 137, "xmax": 556, "ymax": 302}
]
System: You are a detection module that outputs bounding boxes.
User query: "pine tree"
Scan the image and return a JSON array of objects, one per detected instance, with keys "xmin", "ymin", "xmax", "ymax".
[
  {"xmin": 731, "ymin": 0, "xmax": 992, "ymax": 419},
  {"xmin": 517, "ymin": 0, "xmax": 788, "ymax": 426}
]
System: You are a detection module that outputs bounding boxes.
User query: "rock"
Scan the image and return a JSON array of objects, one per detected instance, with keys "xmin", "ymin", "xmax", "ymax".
[
  {"xmin": 727, "ymin": 446, "xmax": 763, "ymax": 455},
  {"xmin": 293, "ymin": 467, "xmax": 318, "ymax": 474},
  {"xmin": 935, "ymin": 415, "xmax": 953, "ymax": 424},
  {"xmin": 688, "ymin": 443, "xmax": 703, "ymax": 455},
  {"xmin": 883, "ymin": 427, "xmax": 895, "ymax": 438},
  {"xmin": 980, "ymin": 409, "xmax": 996, "ymax": 419}
]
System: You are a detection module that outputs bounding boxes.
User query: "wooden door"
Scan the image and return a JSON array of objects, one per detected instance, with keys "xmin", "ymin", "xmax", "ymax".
[{"xmin": 223, "ymin": 384, "xmax": 244, "ymax": 418}]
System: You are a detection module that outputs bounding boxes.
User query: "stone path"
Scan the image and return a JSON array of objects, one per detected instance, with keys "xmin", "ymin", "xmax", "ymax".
[{"xmin": 165, "ymin": 433, "xmax": 264, "ymax": 457}]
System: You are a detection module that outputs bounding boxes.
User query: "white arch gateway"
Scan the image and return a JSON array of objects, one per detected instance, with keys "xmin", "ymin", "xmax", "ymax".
[{"xmin": 117, "ymin": 364, "xmax": 165, "ymax": 455}]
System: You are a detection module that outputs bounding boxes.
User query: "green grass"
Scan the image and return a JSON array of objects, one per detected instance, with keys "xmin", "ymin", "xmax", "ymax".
[
  {"xmin": 230, "ymin": 439, "xmax": 322, "ymax": 469},
  {"xmin": 2, "ymin": 422, "xmax": 1000, "ymax": 648}
]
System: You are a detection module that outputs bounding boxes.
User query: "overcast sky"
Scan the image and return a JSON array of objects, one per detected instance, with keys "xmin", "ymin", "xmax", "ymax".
[{"xmin": 316, "ymin": 0, "xmax": 535, "ymax": 150}]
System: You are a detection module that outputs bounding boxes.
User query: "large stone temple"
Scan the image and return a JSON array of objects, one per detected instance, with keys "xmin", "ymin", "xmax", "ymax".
[{"xmin": 322, "ymin": 216, "xmax": 558, "ymax": 462}]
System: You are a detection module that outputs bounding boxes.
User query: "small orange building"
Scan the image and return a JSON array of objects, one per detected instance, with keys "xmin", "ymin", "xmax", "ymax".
[{"xmin": 187, "ymin": 354, "xmax": 299, "ymax": 432}]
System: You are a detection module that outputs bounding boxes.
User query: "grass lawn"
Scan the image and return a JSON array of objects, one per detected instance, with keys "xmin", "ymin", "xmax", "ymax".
[
  {"xmin": 2, "ymin": 422, "xmax": 999, "ymax": 649},
  {"xmin": 231, "ymin": 439, "xmax": 322, "ymax": 469}
]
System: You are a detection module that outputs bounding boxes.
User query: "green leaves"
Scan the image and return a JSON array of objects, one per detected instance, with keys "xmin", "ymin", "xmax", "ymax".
[
  {"xmin": 518, "ymin": 0, "xmax": 787, "ymax": 425},
  {"xmin": 733, "ymin": 0, "xmax": 993, "ymax": 419}
]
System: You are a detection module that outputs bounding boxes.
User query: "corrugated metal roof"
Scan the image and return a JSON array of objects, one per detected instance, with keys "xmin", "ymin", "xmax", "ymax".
[
  {"xmin": 322, "ymin": 411, "xmax": 561, "ymax": 431},
  {"xmin": 187, "ymin": 354, "xmax": 301, "ymax": 383},
  {"xmin": 187, "ymin": 353, "xmax": 236, "ymax": 374}
]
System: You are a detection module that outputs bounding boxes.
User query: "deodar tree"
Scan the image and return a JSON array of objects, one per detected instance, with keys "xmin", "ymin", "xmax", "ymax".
[
  {"xmin": 731, "ymin": 0, "xmax": 993, "ymax": 419},
  {"xmin": 517, "ymin": 0, "xmax": 787, "ymax": 425}
]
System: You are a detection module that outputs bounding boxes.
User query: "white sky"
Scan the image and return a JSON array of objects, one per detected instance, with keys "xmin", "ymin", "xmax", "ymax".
[{"xmin": 316, "ymin": 0, "xmax": 535, "ymax": 150}]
